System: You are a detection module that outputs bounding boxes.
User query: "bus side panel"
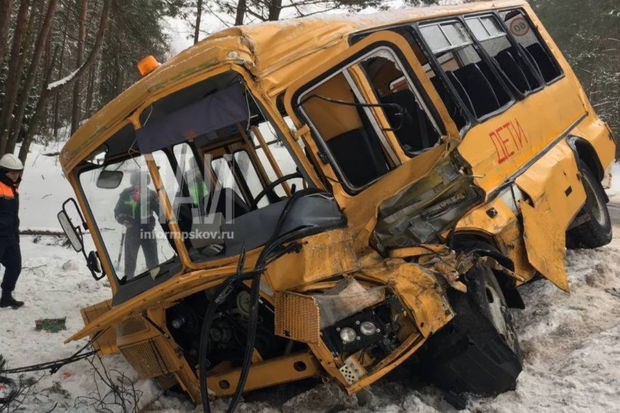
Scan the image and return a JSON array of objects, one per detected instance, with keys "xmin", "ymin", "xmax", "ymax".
[
  {"xmin": 571, "ymin": 115, "xmax": 616, "ymax": 174},
  {"xmin": 457, "ymin": 77, "xmax": 586, "ymax": 195},
  {"xmin": 514, "ymin": 140, "xmax": 586, "ymax": 291},
  {"xmin": 456, "ymin": 138, "xmax": 585, "ymax": 291},
  {"xmin": 523, "ymin": 3, "xmax": 617, "ymax": 166},
  {"xmin": 455, "ymin": 196, "xmax": 538, "ymax": 283}
]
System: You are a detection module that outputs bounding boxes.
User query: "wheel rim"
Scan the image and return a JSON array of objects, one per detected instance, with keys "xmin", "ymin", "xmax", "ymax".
[{"xmin": 485, "ymin": 284, "xmax": 509, "ymax": 340}]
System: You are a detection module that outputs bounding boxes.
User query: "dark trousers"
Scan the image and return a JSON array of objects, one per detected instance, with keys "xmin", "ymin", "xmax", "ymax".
[
  {"xmin": 124, "ymin": 228, "xmax": 158, "ymax": 277},
  {"xmin": 0, "ymin": 240, "xmax": 21, "ymax": 293}
]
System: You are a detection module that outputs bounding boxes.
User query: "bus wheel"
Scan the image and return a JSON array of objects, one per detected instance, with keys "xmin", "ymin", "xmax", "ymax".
[
  {"xmin": 421, "ymin": 263, "xmax": 522, "ymax": 397},
  {"xmin": 567, "ymin": 164, "xmax": 612, "ymax": 249}
]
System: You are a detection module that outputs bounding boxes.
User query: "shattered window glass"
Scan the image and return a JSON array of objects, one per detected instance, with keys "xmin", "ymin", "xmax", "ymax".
[
  {"xmin": 466, "ymin": 14, "xmax": 542, "ymax": 94},
  {"xmin": 420, "ymin": 20, "xmax": 511, "ymax": 120},
  {"xmin": 500, "ymin": 9, "xmax": 563, "ymax": 83},
  {"xmin": 297, "ymin": 46, "xmax": 440, "ymax": 192}
]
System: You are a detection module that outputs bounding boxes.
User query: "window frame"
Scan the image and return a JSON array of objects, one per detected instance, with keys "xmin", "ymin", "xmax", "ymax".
[
  {"xmin": 75, "ymin": 151, "xmax": 180, "ymax": 284},
  {"xmin": 495, "ymin": 8, "xmax": 564, "ymax": 86},
  {"xmin": 357, "ymin": 47, "xmax": 443, "ymax": 156},
  {"xmin": 464, "ymin": 13, "xmax": 540, "ymax": 99},
  {"xmin": 292, "ymin": 41, "xmax": 445, "ymax": 195},
  {"xmin": 413, "ymin": 17, "xmax": 516, "ymax": 131},
  {"xmin": 350, "ymin": 6, "xmax": 566, "ymax": 136}
]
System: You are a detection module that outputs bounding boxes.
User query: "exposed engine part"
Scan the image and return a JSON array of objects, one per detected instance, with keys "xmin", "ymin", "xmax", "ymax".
[
  {"xmin": 166, "ymin": 289, "xmax": 291, "ymax": 369},
  {"xmin": 314, "ymin": 278, "xmax": 386, "ymax": 329},
  {"xmin": 321, "ymin": 295, "xmax": 403, "ymax": 357},
  {"xmin": 339, "ymin": 356, "xmax": 367, "ymax": 385},
  {"xmin": 236, "ymin": 290, "xmax": 251, "ymax": 318}
]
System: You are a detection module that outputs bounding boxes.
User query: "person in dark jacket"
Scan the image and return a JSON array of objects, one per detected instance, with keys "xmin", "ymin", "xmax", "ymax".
[
  {"xmin": 0, "ymin": 153, "xmax": 24, "ymax": 309},
  {"xmin": 114, "ymin": 170, "xmax": 160, "ymax": 278}
]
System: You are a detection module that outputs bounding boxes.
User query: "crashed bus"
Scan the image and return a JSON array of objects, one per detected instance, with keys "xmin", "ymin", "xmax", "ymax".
[{"xmin": 57, "ymin": 0, "xmax": 616, "ymax": 409}]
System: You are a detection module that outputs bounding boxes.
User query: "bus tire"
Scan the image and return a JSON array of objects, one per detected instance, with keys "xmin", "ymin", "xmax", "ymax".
[
  {"xmin": 422, "ymin": 263, "xmax": 522, "ymax": 397},
  {"xmin": 567, "ymin": 164, "xmax": 612, "ymax": 249}
]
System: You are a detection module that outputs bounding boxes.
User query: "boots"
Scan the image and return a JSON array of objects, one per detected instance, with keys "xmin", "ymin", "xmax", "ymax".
[{"xmin": 0, "ymin": 290, "xmax": 24, "ymax": 309}]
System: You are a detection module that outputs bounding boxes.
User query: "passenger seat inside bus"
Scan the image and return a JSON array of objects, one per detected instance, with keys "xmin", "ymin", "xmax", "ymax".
[
  {"xmin": 515, "ymin": 43, "xmax": 544, "ymax": 88},
  {"xmin": 379, "ymin": 90, "xmax": 440, "ymax": 153},
  {"xmin": 326, "ymin": 128, "xmax": 389, "ymax": 187},
  {"xmin": 204, "ymin": 187, "xmax": 251, "ymax": 220},
  {"xmin": 476, "ymin": 59, "xmax": 511, "ymax": 106},
  {"xmin": 449, "ymin": 63, "xmax": 500, "ymax": 118},
  {"xmin": 495, "ymin": 49, "xmax": 532, "ymax": 93},
  {"xmin": 430, "ymin": 76, "xmax": 467, "ymax": 129},
  {"xmin": 526, "ymin": 43, "xmax": 561, "ymax": 82}
]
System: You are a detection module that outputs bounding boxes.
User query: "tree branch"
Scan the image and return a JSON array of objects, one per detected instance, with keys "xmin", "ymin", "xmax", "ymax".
[{"xmin": 47, "ymin": 0, "xmax": 111, "ymax": 92}]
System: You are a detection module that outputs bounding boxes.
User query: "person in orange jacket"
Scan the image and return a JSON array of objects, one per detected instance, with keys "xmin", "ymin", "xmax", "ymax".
[{"xmin": 0, "ymin": 153, "xmax": 24, "ymax": 309}]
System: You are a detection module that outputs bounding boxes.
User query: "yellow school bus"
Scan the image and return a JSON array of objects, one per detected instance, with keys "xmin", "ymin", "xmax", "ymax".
[{"xmin": 56, "ymin": 0, "xmax": 615, "ymax": 409}]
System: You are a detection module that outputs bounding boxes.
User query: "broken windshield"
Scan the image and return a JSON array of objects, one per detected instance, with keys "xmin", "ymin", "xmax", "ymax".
[{"xmin": 133, "ymin": 74, "xmax": 316, "ymax": 263}]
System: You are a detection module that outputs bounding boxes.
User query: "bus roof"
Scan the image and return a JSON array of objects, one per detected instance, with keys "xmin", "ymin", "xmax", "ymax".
[{"xmin": 61, "ymin": 0, "xmax": 527, "ymax": 172}]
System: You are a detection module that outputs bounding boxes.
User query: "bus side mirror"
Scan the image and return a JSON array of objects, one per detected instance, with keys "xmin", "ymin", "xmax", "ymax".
[
  {"xmin": 57, "ymin": 210, "xmax": 83, "ymax": 252},
  {"xmin": 57, "ymin": 198, "xmax": 105, "ymax": 281},
  {"xmin": 97, "ymin": 170, "xmax": 124, "ymax": 189}
]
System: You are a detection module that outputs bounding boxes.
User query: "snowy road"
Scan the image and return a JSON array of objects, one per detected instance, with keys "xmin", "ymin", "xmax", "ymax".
[{"xmin": 609, "ymin": 203, "xmax": 620, "ymax": 228}]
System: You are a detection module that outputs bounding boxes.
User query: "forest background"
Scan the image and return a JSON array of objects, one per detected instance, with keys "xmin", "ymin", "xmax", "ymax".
[{"xmin": 0, "ymin": 0, "xmax": 617, "ymax": 162}]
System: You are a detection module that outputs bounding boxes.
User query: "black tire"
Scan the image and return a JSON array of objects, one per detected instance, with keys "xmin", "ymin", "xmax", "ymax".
[
  {"xmin": 567, "ymin": 164, "xmax": 612, "ymax": 249},
  {"xmin": 420, "ymin": 263, "xmax": 523, "ymax": 397}
]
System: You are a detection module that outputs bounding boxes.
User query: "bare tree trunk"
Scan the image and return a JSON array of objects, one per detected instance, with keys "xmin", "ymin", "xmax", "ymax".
[
  {"xmin": 19, "ymin": 45, "xmax": 60, "ymax": 162},
  {"xmin": 194, "ymin": 0, "xmax": 203, "ymax": 44},
  {"xmin": 7, "ymin": 0, "xmax": 60, "ymax": 154},
  {"xmin": 0, "ymin": 0, "xmax": 32, "ymax": 156},
  {"xmin": 47, "ymin": 0, "xmax": 111, "ymax": 92},
  {"xmin": 71, "ymin": 0, "xmax": 89, "ymax": 135},
  {"xmin": 0, "ymin": 0, "xmax": 12, "ymax": 68},
  {"xmin": 53, "ymin": 22, "xmax": 69, "ymax": 139},
  {"xmin": 84, "ymin": 61, "xmax": 97, "ymax": 118},
  {"xmin": 268, "ymin": 0, "xmax": 282, "ymax": 21},
  {"xmin": 235, "ymin": 0, "xmax": 246, "ymax": 26}
]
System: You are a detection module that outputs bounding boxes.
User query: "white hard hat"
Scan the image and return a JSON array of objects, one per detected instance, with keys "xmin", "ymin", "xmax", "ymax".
[{"xmin": 0, "ymin": 153, "xmax": 24, "ymax": 171}]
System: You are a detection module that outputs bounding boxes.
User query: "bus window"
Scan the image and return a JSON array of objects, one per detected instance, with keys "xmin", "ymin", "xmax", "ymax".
[
  {"xmin": 298, "ymin": 69, "xmax": 396, "ymax": 191},
  {"xmin": 209, "ymin": 156, "xmax": 250, "ymax": 219},
  {"xmin": 173, "ymin": 144, "xmax": 209, "ymax": 208},
  {"xmin": 465, "ymin": 14, "xmax": 542, "ymax": 94},
  {"xmin": 500, "ymin": 9, "xmax": 563, "ymax": 83},
  {"xmin": 249, "ymin": 121, "xmax": 305, "ymax": 198},
  {"xmin": 80, "ymin": 154, "xmax": 177, "ymax": 282},
  {"xmin": 233, "ymin": 150, "xmax": 268, "ymax": 208},
  {"xmin": 358, "ymin": 49, "xmax": 441, "ymax": 155},
  {"xmin": 420, "ymin": 20, "xmax": 511, "ymax": 120},
  {"xmin": 169, "ymin": 143, "xmax": 210, "ymax": 235}
]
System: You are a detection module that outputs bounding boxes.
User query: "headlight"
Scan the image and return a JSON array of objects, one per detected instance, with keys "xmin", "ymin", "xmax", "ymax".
[
  {"xmin": 359, "ymin": 321, "xmax": 377, "ymax": 336},
  {"xmin": 321, "ymin": 295, "xmax": 403, "ymax": 356},
  {"xmin": 339, "ymin": 327, "xmax": 357, "ymax": 344}
]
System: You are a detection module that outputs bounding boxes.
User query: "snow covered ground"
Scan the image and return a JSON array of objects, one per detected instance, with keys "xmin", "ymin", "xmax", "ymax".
[
  {"xmin": 18, "ymin": 141, "xmax": 74, "ymax": 232},
  {"xmin": 1, "ymin": 156, "xmax": 619, "ymax": 412}
]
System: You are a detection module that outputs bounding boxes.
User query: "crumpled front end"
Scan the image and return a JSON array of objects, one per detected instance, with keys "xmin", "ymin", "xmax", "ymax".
[{"xmin": 272, "ymin": 250, "xmax": 467, "ymax": 393}]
